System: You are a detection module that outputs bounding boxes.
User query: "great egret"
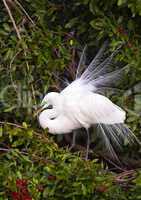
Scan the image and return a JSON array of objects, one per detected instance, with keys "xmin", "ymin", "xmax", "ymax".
[{"xmin": 38, "ymin": 42, "xmax": 140, "ymax": 161}]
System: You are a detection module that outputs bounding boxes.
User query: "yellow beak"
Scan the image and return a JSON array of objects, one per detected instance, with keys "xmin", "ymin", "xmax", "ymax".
[{"xmin": 34, "ymin": 106, "xmax": 45, "ymax": 117}]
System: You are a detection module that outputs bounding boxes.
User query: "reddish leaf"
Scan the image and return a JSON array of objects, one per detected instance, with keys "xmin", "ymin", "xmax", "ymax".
[{"xmin": 11, "ymin": 192, "xmax": 20, "ymax": 200}]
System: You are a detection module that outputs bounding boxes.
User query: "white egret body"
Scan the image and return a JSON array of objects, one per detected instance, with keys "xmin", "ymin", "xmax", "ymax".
[
  {"xmin": 39, "ymin": 43, "xmax": 140, "ymax": 161},
  {"xmin": 39, "ymin": 90, "xmax": 126, "ymax": 133}
]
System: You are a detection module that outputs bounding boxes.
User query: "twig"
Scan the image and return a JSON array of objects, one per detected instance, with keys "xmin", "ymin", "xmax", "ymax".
[
  {"xmin": 0, "ymin": 121, "xmax": 24, "ymax": 129},
  {"xmin": 103, "ymin": 156, "xmax": 126, "ymax": 172},
  {"xmin": 67, "ymin": 48, "xmax": 76, "ymax": 80},
  {"xmin": 31, "ymin": 84, "xmax": 38, "ymax": 109},
  {"xmin": 0, "ymin": 147, "xmax": 55, "ymax": 164},
  {"xmin": 2, "ymin": 0, "xmax": 21, "ymax": 40},
  {"xmin": 0, "ymin": 121, "xmax": 48, "ymax": 140},
  {"xmin": 9, "ymin": 49, "xmax": 22, "ymax": 92},
  {"xmin": 2, "ymin": 0, "xmax": 32, "ymax": 94},
  {"xmin": 14, "ymin": 0, "xmax": 35, "ymax": 25},
  {"xmin": 114, "ymin": 170, "xmax": 137, "ymax": 184},
  {"xmin": 0, "ymin": 147, "xmax": 11, "ymax": 152}
]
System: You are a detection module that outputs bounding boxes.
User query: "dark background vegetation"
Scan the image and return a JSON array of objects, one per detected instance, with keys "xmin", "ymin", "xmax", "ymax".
[{"xmin": 0, "ymin": 0, "xmax": 141, "ymax": 199}]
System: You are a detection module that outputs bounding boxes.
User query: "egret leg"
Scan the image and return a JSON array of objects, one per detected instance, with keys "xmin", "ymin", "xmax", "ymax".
[
  {"xmin": 85, "ymin": 128, "xmax": 90, "ymax": 160},
  {"xmin": 69, "ymin": 131, "xmax": 76, "ymax": 150}
]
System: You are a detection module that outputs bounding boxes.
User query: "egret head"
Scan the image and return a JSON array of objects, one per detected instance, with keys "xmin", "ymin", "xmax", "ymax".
[
  {"xmin": 41, "ymin": 92, "xmax": 61, "ymax": 109},
  {"xmin": 38, "ymin": 92, "xmax": 61, "ymax": 129}
]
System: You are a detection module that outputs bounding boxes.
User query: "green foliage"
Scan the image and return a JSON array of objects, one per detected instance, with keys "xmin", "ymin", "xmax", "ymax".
[
  {"xmin": 0, "ymin": 124, "xmax": 141, "ymax": 200},
  {"xmin": 0, "ymin": 0, "xmax": 141, "ymax": 199}
]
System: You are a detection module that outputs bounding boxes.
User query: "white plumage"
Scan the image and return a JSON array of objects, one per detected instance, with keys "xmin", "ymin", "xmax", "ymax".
[
  {"xmin": 39, "ymin": 90, "xmax": 125, "ymax": 132},
  {"xmin": 38, "ymin": 42, "xmax": 140, "ymax": 161}
]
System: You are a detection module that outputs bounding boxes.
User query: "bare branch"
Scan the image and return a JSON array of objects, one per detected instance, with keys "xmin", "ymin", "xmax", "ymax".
[
  {"xmin": 14, "ymin": 0, "xmax": 35, "ymax": 25},
  {"xmin": 2, "ymin": 0, "xmax": 21, "ymax": 40}
]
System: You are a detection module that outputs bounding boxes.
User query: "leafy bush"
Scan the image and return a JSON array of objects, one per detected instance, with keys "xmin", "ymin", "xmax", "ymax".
[
  {"xmin": 1, "ymin": 123, "xmax": 141, "ymax": 200},
  {"xmin": 0, "ymin": 0, "xmax": 141, "ymax": 199}
]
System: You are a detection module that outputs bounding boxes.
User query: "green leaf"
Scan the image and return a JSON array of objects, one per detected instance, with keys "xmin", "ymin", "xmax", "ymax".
[{"xmin": 0, "ymin": 126, "xmax": 3, "ymax": 137}]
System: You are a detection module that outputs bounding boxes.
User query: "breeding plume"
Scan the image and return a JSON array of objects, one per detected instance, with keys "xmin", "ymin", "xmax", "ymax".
[{"xmin": 38, "ymin": 42, "xmax": 140, "ymax": 161}]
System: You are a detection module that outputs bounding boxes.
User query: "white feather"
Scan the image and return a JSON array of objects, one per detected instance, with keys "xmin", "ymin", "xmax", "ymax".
[{"xmin": 39, "ymin": 43, "xmax": 140, "ymax": 161}]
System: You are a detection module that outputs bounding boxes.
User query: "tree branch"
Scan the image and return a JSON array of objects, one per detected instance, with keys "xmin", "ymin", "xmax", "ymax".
[{"xmin": 2, "ymin": 0, "xmax": 21, "ymax": 40}]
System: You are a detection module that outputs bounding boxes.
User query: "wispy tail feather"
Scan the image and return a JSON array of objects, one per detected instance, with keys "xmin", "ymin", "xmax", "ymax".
[
  {"xmin": 95, "ymin": 123, "xmax": 140, "ymax": 163},
  {"xmin": 78, "ymin": 41, "xmax": 126, "ymax": 93}
]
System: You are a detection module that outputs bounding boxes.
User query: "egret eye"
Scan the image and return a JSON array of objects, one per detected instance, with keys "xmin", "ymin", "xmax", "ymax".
[
  {"xmin": 47, "ymin": 105, "xmax": 53, "ymax": 109},
  {"xmin": 50, "ymin": 117, "xmax": 56, "ymax": 120}
]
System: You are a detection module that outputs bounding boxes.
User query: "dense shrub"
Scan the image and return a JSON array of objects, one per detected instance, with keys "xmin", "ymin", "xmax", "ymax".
[{"xmin": 1, "ymin": 124, "xmax": 141, "ymax": 200}]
